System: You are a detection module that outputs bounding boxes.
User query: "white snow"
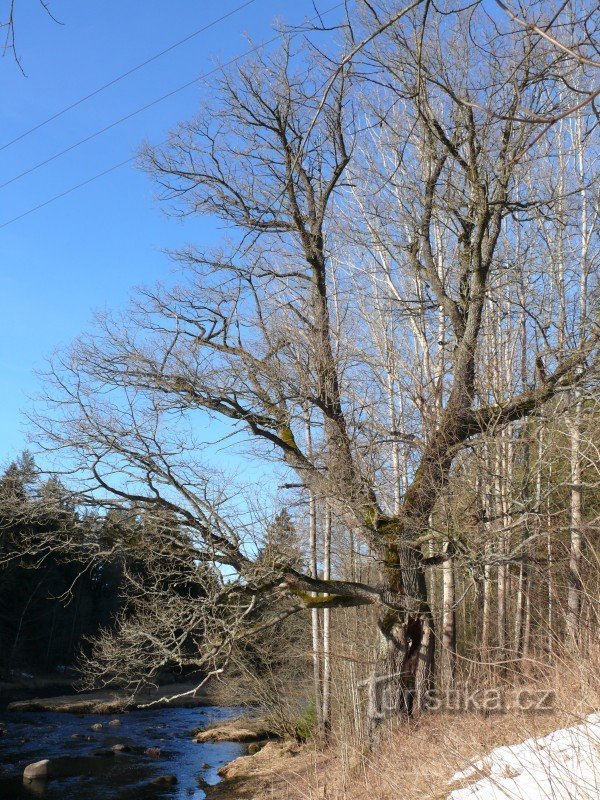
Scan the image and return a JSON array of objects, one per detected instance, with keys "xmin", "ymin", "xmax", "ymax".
[{"xmin": 447, "ymin": 713, "xmax": 600, "ymax": 799}]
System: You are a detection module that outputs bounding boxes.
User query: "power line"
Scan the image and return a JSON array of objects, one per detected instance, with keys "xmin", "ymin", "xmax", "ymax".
[
  {"xmin": 0, "ymin": 1, "xmax": 347, "ymax": 191},
  {"xmin": 1, "ymin": 67, "xmax": 233, "ymax": 190},
  {"xmin": 0, "ymin": 2, "xmax": 345, "ymax": 231},
  {"xmin": 0, "ymin": 158, "xmax": 136, "ymax": 230},
  {"xmin": 0, "ymin": 0, "xmax": 260, "ymax": 153}
]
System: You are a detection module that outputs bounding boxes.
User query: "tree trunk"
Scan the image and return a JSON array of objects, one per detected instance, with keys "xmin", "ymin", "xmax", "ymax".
[
  {"xmin": 480, "ymin": 462, "xmax": 492, "ymax": 657},
  {"xmin": 308, "ymin": 489, "xmax": 323, "ymax": 734},
  {"xmin": 322, "ymin": 507, "xmax": 332, "ymax": 737},
  {"xmin": 566, "ymin": 395, "xmax": 583, "ymax": 644},
  {"xmin": 495, "ymin": 442, "xmax": 507, "ymax": 672},
  {"xmin": 441, "ymin": 539, "xmax": 456, "ymax": 685},
  {"xmin": 514, "ymin": 423, "xmax": 531, "ymax": 660},
  {"xmin": 546, "ymin": 442, "xmax": 554, "ymax": 662},
  {"xmin": 367, "ymin": 534, "xmax": 434, "ymax": 738}
]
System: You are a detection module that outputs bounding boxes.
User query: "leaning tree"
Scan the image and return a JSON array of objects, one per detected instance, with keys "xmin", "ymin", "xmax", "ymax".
[{"xmin": 32, "ymin": 0, "xmax": 598, "ymax": 732}]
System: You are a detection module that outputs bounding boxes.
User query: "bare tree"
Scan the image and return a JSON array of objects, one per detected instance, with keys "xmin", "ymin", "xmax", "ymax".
[{"xmin": 30, "ymin": 2, "xmax": 598, "ymax": 734}]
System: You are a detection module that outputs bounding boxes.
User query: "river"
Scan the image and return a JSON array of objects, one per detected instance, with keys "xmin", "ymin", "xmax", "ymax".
[{"xmin": 0, "ymin": 705, "xmax": 245, "ymax": 799}]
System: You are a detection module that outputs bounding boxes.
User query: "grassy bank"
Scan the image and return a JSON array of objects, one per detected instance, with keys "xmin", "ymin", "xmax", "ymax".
[{"xmin": 208, "ymin": 649, "xmax": 600, "ymax": 800}]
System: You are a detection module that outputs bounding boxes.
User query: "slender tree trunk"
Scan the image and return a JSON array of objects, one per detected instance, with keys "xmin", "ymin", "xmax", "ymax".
[
  {"xmin": 480, "ymin": 459, "xmax": 492, "ymax": 657},
  {"xmin": 565, "ymin": 111, "xmax": 589, "ymax": 648},
  {"xmin": 546, "ymin": 442, "xmax": 554, "ymax": 663},
  {"xmin": 514, "ymin": 423, "xmax": 531, "ymax": 660},
  {"xmin": 514, "ymin": 289, "xmax": 530, "ymax": 662},
  {"xmin": 441, "ymin": 538, "xmax": 456, "ymax": 685},
  {"xmin": 304, "ymin": 413, "xmax": 323, "ymax": 735},
  {"xmin": 308, "ymin": 489, "xmax": 324, "ymax": 735},
  {"xmin": 322, "ymin": 507, "xmax": 332, "ymax": 737},
  {"xmin": 566, "ymin": 395, "xmax": 583, "ymax": 644},
  {"xmin": 495, "ymin": 441, "xmax": 507, "ymax": 672}
]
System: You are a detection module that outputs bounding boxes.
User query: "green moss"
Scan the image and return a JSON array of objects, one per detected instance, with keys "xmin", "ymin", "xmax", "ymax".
[
  {"xmin": 291, "ymin": 590, "xmax": 365, "ymax": 608},
  {"xmin": 363, "ymin": 506, "xmax": 380, "ymax": 529},
  {"xmin": 384, "ymin": 547, "xmax": 400, "ymax": 568},
  {"xmin": 277, "ymin": 425, "xmax": 299, "ymax": 452}
]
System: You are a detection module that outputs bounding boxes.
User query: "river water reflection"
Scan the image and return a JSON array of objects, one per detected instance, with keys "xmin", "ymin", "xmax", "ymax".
[{"xmin": 0, "ymin": 705, "xmax": 245, "ymax": 799}]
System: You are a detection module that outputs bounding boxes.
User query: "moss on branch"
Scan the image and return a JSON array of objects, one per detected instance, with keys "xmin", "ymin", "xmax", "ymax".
[{"xmin": 291, "ymin": 590, "xmax": 368, "ymax": 608}]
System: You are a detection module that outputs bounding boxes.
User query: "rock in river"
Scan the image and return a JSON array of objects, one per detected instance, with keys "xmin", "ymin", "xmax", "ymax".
[
  {"xmin": 151, "ymin": 774, "xmax": 178, "ymax": 786},
  {"xmin": 23, "ymin": 760, "xmax": 52, "ymax": 781}
]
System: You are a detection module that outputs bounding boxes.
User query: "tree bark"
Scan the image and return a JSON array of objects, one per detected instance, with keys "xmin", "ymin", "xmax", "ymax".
[
  {"xmin": 367, "ymin": 526, "xmax": 434, "ymax": 737},
  {"xmin": 441, "ymin": 538, "xmax": 457, "ymax": 685},
  {"xmin": 322, "ymin": 507, "xmax": 332, "ymax": 737},
  {"xmin": 566, "ymin": 395, "xmax": 583, "ymax": 644}
]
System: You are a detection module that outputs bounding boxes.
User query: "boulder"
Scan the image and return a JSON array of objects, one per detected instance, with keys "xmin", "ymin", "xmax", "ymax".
[
  {"xmin": 144, "ymin": 746, "xmax": 161, "ymax": 757},
  {"xmin": 23, "ymin": 760, "xmax": 52, "ymax": 781},
  {"xmin": 151, "ymin": 774, "xmax": 178, "ymax": 786},
  {"xmin": 194, "ymin": 726, "xmax": 264, "ymax": 743},
  {"xmin": 90, "ymin": 723, "xmax": 103, "ymax": 732},
  {"xmin": 111, "ymin": 744, "xmax": 131, "ymax": 753},
  {"xmin": 108, "ymin": 718, "xmax": 121, "ymax": 727}
]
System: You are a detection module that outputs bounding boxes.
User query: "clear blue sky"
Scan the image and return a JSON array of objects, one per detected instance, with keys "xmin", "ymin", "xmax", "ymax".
[{"xmin": 0, "ymin": 0, "xmax": 343, "ymax": 473}]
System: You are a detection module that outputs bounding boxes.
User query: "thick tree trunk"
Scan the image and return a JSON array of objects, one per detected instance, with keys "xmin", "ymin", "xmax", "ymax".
[
  {"xmin": 367, "ymin": 535, "xmax": 434, "ymax": 737},
  {"xmin": 367, "ymin": 611, "xmax": 434, "ymax": 737}
]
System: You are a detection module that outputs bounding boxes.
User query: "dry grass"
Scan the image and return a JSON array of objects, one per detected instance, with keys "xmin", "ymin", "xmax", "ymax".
[{"xmin": 225, "ymin": 645, "xmax": 600, "ymax": 800}]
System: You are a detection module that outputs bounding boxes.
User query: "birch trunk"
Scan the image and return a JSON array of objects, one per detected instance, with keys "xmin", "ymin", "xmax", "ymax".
[
  {"xmin": 308, "ymin": 489, "xmax": 323, "ymax": 735},
  {"xmin": 322, "ymin": 507, "xmax": 332, "ymax": 737},
  {"xmin": 441, "ymin": 538, "xmax": 456, "ymax": 685}
]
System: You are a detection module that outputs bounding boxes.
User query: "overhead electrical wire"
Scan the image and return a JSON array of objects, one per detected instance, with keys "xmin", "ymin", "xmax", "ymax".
[
  {"xmin": 1, "ymin": 0, "xmax": 264, "ymax": 189},
  {"xmin": 0, "ymin": 1, "xmax": 345, "ymax": 230},
  {"xmin": 0, "ymin": 0, "xmax": 260, "ymax": 153}
]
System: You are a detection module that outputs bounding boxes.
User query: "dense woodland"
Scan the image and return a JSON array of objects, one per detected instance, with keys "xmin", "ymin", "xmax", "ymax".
[
  {"xmin": 1, "ymin": 0, "xmax": 598, "ymax": 751},
  {"xmin": 0, "ymin": 453, "xmax": 123, "ymax": 674}
]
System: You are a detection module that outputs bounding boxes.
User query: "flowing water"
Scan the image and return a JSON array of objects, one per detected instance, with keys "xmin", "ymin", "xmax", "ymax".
[{"xmin": 0, "ymin": 705, "xmax": 246, "ymax": 799}]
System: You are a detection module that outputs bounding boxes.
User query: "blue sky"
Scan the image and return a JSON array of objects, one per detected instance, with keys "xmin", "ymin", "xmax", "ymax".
[{"xmin": 0, "ymin": 0, "xmax": 344, "ymax": 474}]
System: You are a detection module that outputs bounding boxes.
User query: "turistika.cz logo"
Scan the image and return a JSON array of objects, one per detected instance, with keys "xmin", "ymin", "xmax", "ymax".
[{"xmin": 358, "ymin": 674, "xmax": 556, "ymax": 719}]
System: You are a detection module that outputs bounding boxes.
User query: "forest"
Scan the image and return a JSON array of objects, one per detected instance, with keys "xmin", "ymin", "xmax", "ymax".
[{"xmin": 0, "ymin": 453, "xmax": 123, "ymax": 675}]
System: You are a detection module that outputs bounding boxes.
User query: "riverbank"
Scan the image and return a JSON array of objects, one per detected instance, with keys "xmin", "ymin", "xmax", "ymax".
[
  {"xmin": 5, "ymin": 682, "xmax": 214, "ymax": 714},
  {"xmin": 200, "ymin": 664, "xmax": 600, "ymax": 800},
  {"xmin": 0, "ymin": 673, "xmax": 76, "ymax": 710},
  {"xmin": 222, "ymin": 718, "xmax": 600, "ymax": 800},
  {"xmin": 191, "ymin": 716, "xmax": 322, "ymax": 800},
  {"xmin": 192, "ymin": 714, "xmax": 277, "ymax": 743},
  {"xmin": 205, "ymin": 740, "xmax": 320, "ymax": 800}
]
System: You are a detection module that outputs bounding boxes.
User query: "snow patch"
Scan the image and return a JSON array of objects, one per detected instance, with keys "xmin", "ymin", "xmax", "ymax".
[{"xmin": 447, "ymin": 713, "xmax": 600, "ymax": 799}]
